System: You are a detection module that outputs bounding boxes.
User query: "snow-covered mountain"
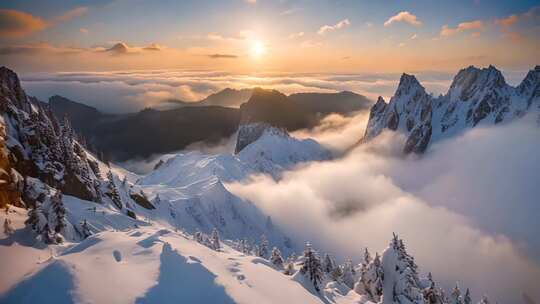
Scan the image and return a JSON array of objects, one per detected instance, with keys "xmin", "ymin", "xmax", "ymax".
[
  {"xmin": 0, "ymin": 66, "xmax": 502, "ymax": 304},
  {"xmin": 363, "ymin": 65, "xmax": 540, "ymax": 153}
]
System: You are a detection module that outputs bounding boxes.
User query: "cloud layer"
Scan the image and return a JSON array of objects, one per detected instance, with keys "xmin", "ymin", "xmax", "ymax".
[
  {"xmin": 20, "ymin": 70, "xmax": 472, "ymax": 113},
  {"xmin": 227, "ymin": 114, "xmax": 540, "ymax": 303}
]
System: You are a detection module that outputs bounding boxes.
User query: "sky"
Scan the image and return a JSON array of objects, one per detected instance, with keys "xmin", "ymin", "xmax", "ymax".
[{"xmin": 0, "ymin": 0, "xmax": 539, "ymax": 74}]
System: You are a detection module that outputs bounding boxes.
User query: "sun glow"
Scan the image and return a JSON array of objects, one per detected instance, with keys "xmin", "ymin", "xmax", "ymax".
[{"xmin": 250, "ymin": 40, "xmax": 266, "ymax": 59}]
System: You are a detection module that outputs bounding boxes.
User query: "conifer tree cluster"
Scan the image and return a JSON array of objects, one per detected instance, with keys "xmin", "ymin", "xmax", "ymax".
[{"xmin": 299, "ymin": 243, "xmax": 324, "ymax": 292}]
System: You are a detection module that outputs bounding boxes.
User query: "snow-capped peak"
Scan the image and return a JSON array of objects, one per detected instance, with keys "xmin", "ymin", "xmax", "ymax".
[
  {"xmin": 447, "ymin": 65, "xmax": 508, "ymax": 102},
  {"xmin": 517, "ymin": 65, "xmax": 540, "ymax": 100},
  {"xmin": 394, "ymin": 73, "xmax": 425, "ymax": 98},
  {"xmin": 363, "ymin": 64, "xmax": 540, "ymax": 154},
  {"xmin": 235, "ymin": 122, "xmax": 289, "ymax": 154}
]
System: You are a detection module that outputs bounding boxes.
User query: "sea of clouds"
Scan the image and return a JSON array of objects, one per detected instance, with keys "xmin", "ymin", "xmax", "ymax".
[
  {"xmin": 227, "ymin": 113, "xmax": 540, "ymax": 304},
  {"xmin": 16, "ymin": 69, "xmax": 495, "ymax": 113}
]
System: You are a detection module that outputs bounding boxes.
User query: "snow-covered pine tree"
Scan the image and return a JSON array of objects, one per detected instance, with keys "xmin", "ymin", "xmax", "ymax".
[
  {"xmin": 50, "ymin": 191, "xmax": 66, "ymax": 236},
  {"xmin": 478, "ymin": 295, "xmax": 490, "ymax": 304},
  {"xmin": 424, "ymin": 272, "xmax": 446, "ymax": 304},
  {"xmin": 243, "ymin": 240, "xmax": 252, "ymax": 255},
  {"xmin": 323, "ymin": 253, "xmax": 336, "ymax": 274},
  {"xmin": 26, "ymin": 202, "xmax": 53, "ymax": 243},
  {"xmin": 463, "ymin": 289, "xmax": 472, "ymax": 304},
  {"xmin": 341, "ymin": 260, "xmax": 355, "ymax": 289},
  {"xmin": 300, "ymin": 242, "xmax": 324, "ymax": 292},
  {"xmin": 106, "ymin": 170, "xmax": 122, "ymax": 209},
  {"xmin": 80, "ymin": 219, "xmax": 92, "ymax": 239},
  {"xmin": 194, "ymin": 230, "xmax": 204, "ymax": 244},
  {"xmin": 258, "ymin": 235, "xmax": 269, "ymax": 258},
  {"xmin": 450, "ymin": 284, "xmax": 463, "ymax": 304},
  {"xmin": 3, "ymin": 218, "xmax": 14, "ymax": 235},
  {"xmin": 270, "ymin": 247, "xmax": 284, "ymax": 269},
  {"xmin": 211, "ymin": 228, "xmax": 220, "ymax": 251},
  {"xmin": 384, "ymin": 233, "xmax": 424, "ymax": 304},
  {"xmin": 363, "ymin": 248, "xmax": 372, "ymax": 267},
  {"xmin": 330, "ymin": 264, "xmax": 343, "ymax": 282},
  {"xmin": 355, "ymin": 251, "xmax": 384, "ymax": 301}
]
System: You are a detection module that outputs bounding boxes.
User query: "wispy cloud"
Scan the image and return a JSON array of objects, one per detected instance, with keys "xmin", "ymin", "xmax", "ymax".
[
  {"xmin": 318, "ymin": 19, "xmax": 350, "ymax": 35},
  {"xmin": 384, "ymin": 11, "xmax": 422, "ymax": 27},
  {"xmin": 288, "ymin": 32, "xmax": 305, "ymax": 39},
  {"xmin": 54, "ymin": 6, "xmax": 88, "ymax": 23},
  {"xmin": 440, "ymin": 20, "xmax": 483, "ymax": 37}
]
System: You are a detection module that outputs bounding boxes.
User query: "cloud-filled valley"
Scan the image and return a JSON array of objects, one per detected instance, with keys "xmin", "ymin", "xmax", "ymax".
[{"xmin": 227, "ymin": 112, "xmax": 540, "ymax": 303}]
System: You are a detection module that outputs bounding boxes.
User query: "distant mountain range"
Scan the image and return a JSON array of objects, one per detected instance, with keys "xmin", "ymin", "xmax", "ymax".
[
  {"xmin": 49, "ymin": 88, "xmax": 372, "ymax": 161},
  {"xmin": 168, "ymin": 88, "xmax": 254, "ymax": 108},
  {"xmin": 364, "ymin": 65, "xmax": 540, "ymax": 153}
]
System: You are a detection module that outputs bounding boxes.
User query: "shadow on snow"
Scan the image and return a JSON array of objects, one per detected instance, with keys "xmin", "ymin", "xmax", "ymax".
[{"xmin": 136, "ymin": 242, "xmax": 235, "ymax": 304}]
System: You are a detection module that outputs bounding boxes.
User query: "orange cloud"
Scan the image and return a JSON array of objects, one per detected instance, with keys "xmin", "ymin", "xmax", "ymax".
[
  {"xmin": 0, "ymin": 9, "xmax": 48, "ymax": 38},
  {"xmin": 384, "ymin": 11, "xmax": 422, "ymax": 27},
  {"xmin": 495, "ymin": 15, "xmax": 518, "ymax": 28},
  {"xmin": 440, "ymin": 20, "xmax": 483, "ymax": 37}
]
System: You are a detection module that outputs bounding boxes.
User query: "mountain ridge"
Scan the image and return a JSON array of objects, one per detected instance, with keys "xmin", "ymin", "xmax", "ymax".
[{"xmin": 363, "ymin": 65, "xmax": 540, "ymax": 153}]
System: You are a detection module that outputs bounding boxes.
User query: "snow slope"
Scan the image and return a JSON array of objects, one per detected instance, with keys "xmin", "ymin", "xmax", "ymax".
[{"xmin": 0, "ymin": 208, "xmax": 357, "ymax": 304}]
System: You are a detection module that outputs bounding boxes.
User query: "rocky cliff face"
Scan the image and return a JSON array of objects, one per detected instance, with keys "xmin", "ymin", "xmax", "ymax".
[
  {"xmin": 0, "ymin": 66, "xmax": 102, "ymax": 206},
  {"xmin": 363, "ymin": 65, "xmax": 540, "ymax": 153}
]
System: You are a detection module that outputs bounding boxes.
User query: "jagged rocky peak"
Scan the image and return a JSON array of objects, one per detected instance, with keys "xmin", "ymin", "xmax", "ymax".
[
  {"xmin": 517, "ymin": 65, "xmax": 540, "ymax": 98},
  {"xmin": 448, "ymin": 65, "xmax": 507, "ymax": 101},
  {"xmin": 234, "ymin": 122, "xmax": 289, "ymax": 154},
  {"xmin": 370, "ymin": 96, "xmax": 387, "ymax": 115},
  {"xmin": 363, "ymin": 64, "xmax": 540, "ymax": 155},
  {"xmin": 0, "ymin": 66, "xmax": 28, "ymax": 111},
  {"xmin": 394, "ymin": 73, "xmax": 425, "ymax": 98}
]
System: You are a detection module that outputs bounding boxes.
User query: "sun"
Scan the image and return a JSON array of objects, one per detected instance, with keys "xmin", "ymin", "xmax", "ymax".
[{"xmin": 250, "ymin": 40, "xmax": 266, "ymax": 58}]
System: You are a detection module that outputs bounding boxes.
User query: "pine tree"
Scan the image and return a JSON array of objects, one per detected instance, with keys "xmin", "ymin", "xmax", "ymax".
[
  {"xmin": 270, "ymin": 247, "xmax": 284, "ymax": 268},
  {"xmin": 330, "ymin": 264, "xmax": 343, "ymax": 281},
  {"xmin": 300, "ymin": 243, "xmax": 324, "ymax": 292},
  {"xmin": 463, "ymin": 289, "xmax": 472, "ymax": 304},
  {"xmin": 363, "ymin": 248, "xmax": 372, "ymax": 266},
  {"xmin": 323, "ymin": 253, "xmax": 335, "ymax": 274},
  {"xmin": 450, "ymin": 284, "xmax": 463, "ymax": 304},
  {"xmin": 3, "ymin": 218, "xmax": 14, "ymax": 235},
  {"xmin": 341, "ymin": 260, "xmax": 355, "ymax": 289},
  {"xmin": 50, "ymin": 191, "xmax": 66, "ymax": 235},
  {"xmin": 258, "ymin": 235, "xmax": 269, "ymax": 258},
  {"xmin": 195, "ymin": 230, "xmax": 204, "ymax": 244},
  {"xmin": 355, "ymin": 251, "xmax": 384, "ymax": 302},
  {"xmin": 154, "ymin": 194, "xmax": 161, "ymax": 205},
  {"xmin": 387, "ymin": 233, "xmax": 424, "ymax": 304},
  {"xmin": 211, "ymin": 228, "xmax": 220, "ymax": 251},
  {"xmin": 424, "ymin": 272, "xmax": 445, "ymax": 304},
  {"xmin": 106, "ymin": 170, "xmax": 122, "ymax": 209},
  {"xmin": 478, "ymin": 295, "xmax": 490, "ymax": 304}
]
